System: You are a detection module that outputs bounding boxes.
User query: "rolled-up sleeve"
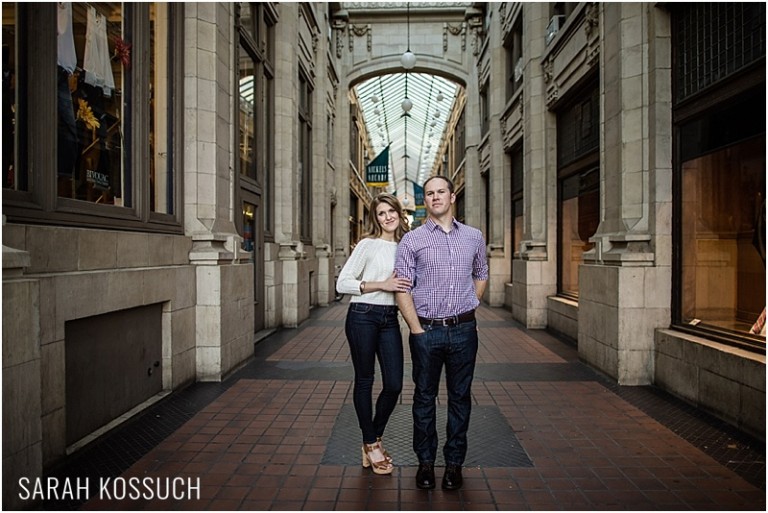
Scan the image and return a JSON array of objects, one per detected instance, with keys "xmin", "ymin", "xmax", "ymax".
[
  {"xmin": 394, "ymin": 233, "xmax": 416, "ymax": 291},
  {"xmin": 336, "ymin": 239, "xmax": 369, "ymax": 296},
  {"xmin": 473, "ymin": 235, "xmax": 489, "ymax": 281}
]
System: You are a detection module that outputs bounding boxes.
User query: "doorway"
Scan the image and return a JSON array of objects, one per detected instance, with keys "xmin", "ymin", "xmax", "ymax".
[{"xmin": 242, "ymin": 193, "xmax": 265, "ymax": 332}]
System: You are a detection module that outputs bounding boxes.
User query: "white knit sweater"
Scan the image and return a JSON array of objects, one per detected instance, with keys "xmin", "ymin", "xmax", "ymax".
[{"xmin": 336, "ymin": 237, "xmax": 399, "ymax": 305}]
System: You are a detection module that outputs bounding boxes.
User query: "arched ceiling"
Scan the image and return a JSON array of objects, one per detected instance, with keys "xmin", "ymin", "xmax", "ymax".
[
  {"xmin": 342, "ymin": 1, "xmax": 470, "ymax": 207},
  {"xmin": 354, "ymin": 72, "xmax": 461, "ymax": 207}
]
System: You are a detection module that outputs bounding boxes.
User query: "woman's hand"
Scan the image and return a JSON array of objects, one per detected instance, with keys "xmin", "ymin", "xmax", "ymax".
[{"xmin": 381, "ymin": 272, "xmax": 411, "ymax": 292}]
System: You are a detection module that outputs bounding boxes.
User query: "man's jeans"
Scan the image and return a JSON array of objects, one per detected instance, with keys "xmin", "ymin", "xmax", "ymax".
[
  {"xmin": 344, "ymin": 303, "xmax": 403, "ymax": 444},
  {"xmin": 409, "ymin": 320, "xmax": 478, "ymax": 466}
]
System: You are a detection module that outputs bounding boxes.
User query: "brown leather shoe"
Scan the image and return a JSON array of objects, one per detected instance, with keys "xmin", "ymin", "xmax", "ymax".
[
  {"xmin": 415, "ymin": 462, "xmax": 435, "ymax": 489},
  {"xmin": 441, "ymin": 464, "xmax": 463, "ymax": 490}
]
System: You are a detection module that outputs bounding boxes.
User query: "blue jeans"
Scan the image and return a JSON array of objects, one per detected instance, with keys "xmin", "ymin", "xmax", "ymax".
[
  {"xmin": 409, "ymin": 320, "xmax": 478, "ymax": 466},
  {"xmin": 345, "ymin": 303, "xmax": 403, "ymax": 444}
]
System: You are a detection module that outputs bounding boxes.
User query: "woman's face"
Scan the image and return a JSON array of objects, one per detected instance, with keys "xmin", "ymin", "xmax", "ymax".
[{"xmin": 376, "ymin": 201, "xmax": 400, "ymax": 235}]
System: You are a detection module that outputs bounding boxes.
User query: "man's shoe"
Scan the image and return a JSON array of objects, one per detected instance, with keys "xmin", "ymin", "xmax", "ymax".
[
  {"xmin": 441, "ymin": 464, "xmax": 463, "ymax": 490},
  {"xmin": 415, "ymin": 463, "xmax": 435, "ymax": 489}
]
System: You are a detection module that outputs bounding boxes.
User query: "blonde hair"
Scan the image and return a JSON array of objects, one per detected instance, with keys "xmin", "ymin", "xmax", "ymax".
[{"xmin": 363, "ymin": 193, "xmax": 410, "ymax": 242}]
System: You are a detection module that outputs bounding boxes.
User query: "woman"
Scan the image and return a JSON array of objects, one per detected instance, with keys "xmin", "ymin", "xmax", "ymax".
[{"xmin": 336, "ymin": 193, "xmax": 411, "ymax": 475}]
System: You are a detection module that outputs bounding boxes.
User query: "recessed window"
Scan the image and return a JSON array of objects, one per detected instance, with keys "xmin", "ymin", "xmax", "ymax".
[{"xmin": 3, "ymin": 3, "xmax": 182, "ymax": 230}]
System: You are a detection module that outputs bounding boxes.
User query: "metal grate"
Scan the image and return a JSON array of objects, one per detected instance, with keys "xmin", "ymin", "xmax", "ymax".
[
  {"xmin": 673, "ymin": 3, "xmax": 766, "ymax": 103},
  {"xmin": 321, "ymin": 404, "xmax": 533, "ymax": 467}
]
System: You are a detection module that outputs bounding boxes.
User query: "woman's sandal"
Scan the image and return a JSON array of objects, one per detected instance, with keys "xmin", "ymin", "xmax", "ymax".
[
  {"xmin": 361, "ymin": 443, "xmax": 393, "ymax": 475},
  {"xmin": 376, "ymin": 437, "xmax": 393, "ymax": 463}
]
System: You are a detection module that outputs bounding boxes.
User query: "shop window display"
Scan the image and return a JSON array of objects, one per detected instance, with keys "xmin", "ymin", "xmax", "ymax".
[
  {"xmin": 680, "ymin": 135, "xmax": 766, "ymax": 341},
  {"xmin": 559, "ymin": 168, "xmax": 599, "ymax": 297},
  {"xmin": 2, "ymin": 3, "xmax": 178, "ymax": 230},
  {"xmin": 57, "ymin": 2, "xmax": 125, "ymax": 205},
  {"xmin": 2, "ymin": 3, "xmax": 23, "ymax": 192}
]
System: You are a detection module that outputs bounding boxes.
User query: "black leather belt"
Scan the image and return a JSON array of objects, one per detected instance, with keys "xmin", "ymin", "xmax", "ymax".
[{"xmin": 418, "ymin": 310, "xmax": 475, "ymax": 327}]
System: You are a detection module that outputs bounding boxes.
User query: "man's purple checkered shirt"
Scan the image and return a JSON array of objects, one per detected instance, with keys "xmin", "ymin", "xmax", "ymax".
[{"xmin": 394, "ymin": 217, "xmax": 489, "ymax": 319}]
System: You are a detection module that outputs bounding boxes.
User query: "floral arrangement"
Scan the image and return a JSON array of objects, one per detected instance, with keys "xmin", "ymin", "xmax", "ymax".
[
  {"xmin": 113, "ymin": 36, "xmax": 132, "ymax": 69},
  {"xmin": 76, "ymin": 99, "xmax": 100, "ymax": 130}
]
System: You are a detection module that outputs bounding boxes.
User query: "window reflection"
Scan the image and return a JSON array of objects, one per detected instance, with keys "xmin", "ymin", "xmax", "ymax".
[
  {"xmin": 559, "ymin": 168, "xmax": 599, "ymax": 297},
  {"xmin": 681, "ymin": 136, "xmax": 766, "ymax": 339}
]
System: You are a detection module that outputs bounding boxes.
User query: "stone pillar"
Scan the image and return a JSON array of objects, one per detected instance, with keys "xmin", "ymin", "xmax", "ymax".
[
  {"xmin": 485, "ymin": 9, "xmax": 511, "ymax": 307},
  {"xmin": 311, "ymin": 8, "xmax": 337, "ymax": 308},
  {"xmin": 272, "ymin": 6, "xmax": 309, "ymax": 327},
  {"xmin": 2, "ymin": 242, "xmax": 42, "ymax": 511},
  {"xmin": 514, "ymin": 4, "xmax": 557, "ymax": 328},
  {"xmin": 184, "ymin": 4, "xmax": 253, "ymax": 380},
  {"xmin": 579, "ymin": 4, "xmax": 672, "ymax": 385}
]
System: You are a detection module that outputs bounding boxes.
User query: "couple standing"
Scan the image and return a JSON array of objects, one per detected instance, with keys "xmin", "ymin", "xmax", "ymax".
[{"xmin": 336, "ymin": 175, "xmax": 489, "ymax": 490}]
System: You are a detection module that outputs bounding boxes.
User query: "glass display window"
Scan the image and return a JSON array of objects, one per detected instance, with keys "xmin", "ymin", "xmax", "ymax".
[
  {"xmin": 680, "ymin": 135, "xmax": 765, "ymax": 342},
  {"xmin": 558, "ymin": 167, "xmax": 599, "ymax": 297},
  {"xmin": 2, "ymin": 3, "xmax": 25, "ymax": 192},
  {"xmin": 56, "ymin": 2, "xmax": 126, "ymax": 205},
  {"xmin": 3, "ymin": 3, "xmax": 180, "ymax": 230}
]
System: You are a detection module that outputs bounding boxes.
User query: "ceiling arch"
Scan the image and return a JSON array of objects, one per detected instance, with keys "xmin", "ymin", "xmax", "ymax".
[{"xmin": 354, "ymin": 73, "xmax": 462, "ymax": 207}]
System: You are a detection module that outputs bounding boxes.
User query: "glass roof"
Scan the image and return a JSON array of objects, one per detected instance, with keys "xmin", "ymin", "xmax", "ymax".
[{"xmin": 354, "ymin": 72, "xmax": 461, "ymax": 206}]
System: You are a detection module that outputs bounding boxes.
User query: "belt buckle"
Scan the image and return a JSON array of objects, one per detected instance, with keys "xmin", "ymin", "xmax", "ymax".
[{"xmin": 439, "ymin": 318, "xmax": 450, "ymax": 326}]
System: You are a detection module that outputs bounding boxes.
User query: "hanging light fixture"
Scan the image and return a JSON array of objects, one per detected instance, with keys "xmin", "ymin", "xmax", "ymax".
[
  {"xmin": 436, "ymin": 90, "xmax": 444, "ymax": 102},
  {"xmin": 401, "ymin": 97, "xmax": 413, "ymax": 113},
  {"xmin": 401, "ymin": 3, "xmax": 416, "ymax": 70}
]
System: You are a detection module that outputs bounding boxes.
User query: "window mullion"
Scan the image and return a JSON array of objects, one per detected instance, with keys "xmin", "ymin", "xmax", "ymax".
[{"xmin": 131, "ymin": 3, "xmax": 150, "ymax": 221}]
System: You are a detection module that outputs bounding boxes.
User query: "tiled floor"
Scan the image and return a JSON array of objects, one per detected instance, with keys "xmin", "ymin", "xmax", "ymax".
[{"xmin": 41, "ymin": 301, "xmax": 765, "ymax": 510}]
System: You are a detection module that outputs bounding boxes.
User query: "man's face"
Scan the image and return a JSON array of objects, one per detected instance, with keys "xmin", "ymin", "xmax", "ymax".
[{"xmin": 424, "ymin": 178, "xmax": 455, "ymax": 217}]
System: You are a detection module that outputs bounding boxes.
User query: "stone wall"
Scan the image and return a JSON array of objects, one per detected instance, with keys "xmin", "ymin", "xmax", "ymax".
[{"xmin": 656, "ymin": 330, "xmax": 766, "ymax": 441}]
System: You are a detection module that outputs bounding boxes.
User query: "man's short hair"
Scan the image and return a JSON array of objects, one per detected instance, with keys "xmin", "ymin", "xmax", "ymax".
[{"xmin": 423, "ymin": 175, "xmax": 454, "ymax": 193}]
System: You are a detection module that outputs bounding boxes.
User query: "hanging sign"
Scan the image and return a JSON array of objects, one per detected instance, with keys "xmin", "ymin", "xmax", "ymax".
[
  {"xmin": 366, "ymin": 145, "xmax": 390, "ymax": 186},
  {"xmin": 413, "ymin": 183, "xmax": 424, "ymax": 206}
]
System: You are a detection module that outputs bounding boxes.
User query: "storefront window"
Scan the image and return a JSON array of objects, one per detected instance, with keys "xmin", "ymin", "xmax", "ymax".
[
  {"xmin": 559, "ymin": 168, "xmax": 599, "ymax": 297},
  {"xmin": 150, "ymin": 3, "xmax": 172, "ymax": 214},
  {"xmin": 298, "ymin": 70, "xmax": 312, "ymax": 242},
  {"xmin": 242, "ymin": 202, "xmax": 256, "ymax": 260},
  {"xmin": 56, "ymin": 3, "xmax": 126, "ymax": 205},
  {"xmin": 510, "ymin": 146, "xmax": 523, "ymax": 262},
  {"xmin": 237, "ymin": 2, "xmax": 275, "ymax": 239},
  {"xmin": 556, "ymin": 76, "xmax": 599, "ymax": 298},
  {"xmin": 239, "ymin": 46, "xmax": 256, "ymax": 181},
  {"xmin": 680, "ymin": 135, "xmax": 765, "ymax": 342},
  {"xmin": 3, "ymin": 3, "xmax": 179, "ymax": 231},
  {"xmin": 2, "ymin": 3, "xmax": 25, "ymax": 192}
]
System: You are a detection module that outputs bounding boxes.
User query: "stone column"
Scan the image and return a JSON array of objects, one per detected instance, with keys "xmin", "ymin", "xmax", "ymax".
[
  {"xmin": 513, "ymin": 4, "xmax": 557, "ymax": 328},
  {"xmin": 2, "ymin": 242, "xmax": 42, "ymax": 511},
  {"xmin": 311, "ymin": 10, "xmax": 337, "ymax": 308},
  {"xmin": 485, "ymin": 9, "xmax": 510, "ymax": 307},
  {"xmin": 184, "ymin": 3, "xmax": 253, "ymax": 380},
  {"xmin": 272, "ymin": 5, "xmax": 307, "ymax": 327},
  {"xmin": 331, "ymin": 12, "xmax": 351, "ymax": 301},
  {"xmin": 579, "ymin": 4, "xmax": 672, "ymax": 384}
]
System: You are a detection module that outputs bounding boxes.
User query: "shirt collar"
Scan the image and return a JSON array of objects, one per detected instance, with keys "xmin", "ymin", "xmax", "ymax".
[{"xmin": 425, "ymin": 217, "xmax": 460, "ymax": 232}]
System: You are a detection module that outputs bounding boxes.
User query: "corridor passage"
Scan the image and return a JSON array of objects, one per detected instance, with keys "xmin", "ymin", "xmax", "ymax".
[{"xmin": 45, "ymin": 301, "xmax": 764, "ymax": 510}]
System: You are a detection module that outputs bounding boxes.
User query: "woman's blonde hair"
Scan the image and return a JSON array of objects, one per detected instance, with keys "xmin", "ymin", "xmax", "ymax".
[{"xmin": 363, "ymin": 193, "xmax": 410, "ymax": 242}]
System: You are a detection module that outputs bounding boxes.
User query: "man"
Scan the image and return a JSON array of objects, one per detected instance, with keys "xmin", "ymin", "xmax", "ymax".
[{"xmin": 394, "ymin": 175, "xmax": 488, "ymax": 491}]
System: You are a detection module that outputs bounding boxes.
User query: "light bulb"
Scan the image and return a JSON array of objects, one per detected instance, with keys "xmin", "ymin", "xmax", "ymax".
[
  {"xmin": 401, "ymin": 50, "xmax": 416, "ymax": 70},
  {"xmin": 436, "ymin": 91, "xmax": 444, "ymax": 102},
  {"xmin": 371, "ymin": 95, "xmax": 379, "ymax": 103},
  {"xmin": 401, "ymin": 97, "xmax": 413, "ymax": 113}
]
